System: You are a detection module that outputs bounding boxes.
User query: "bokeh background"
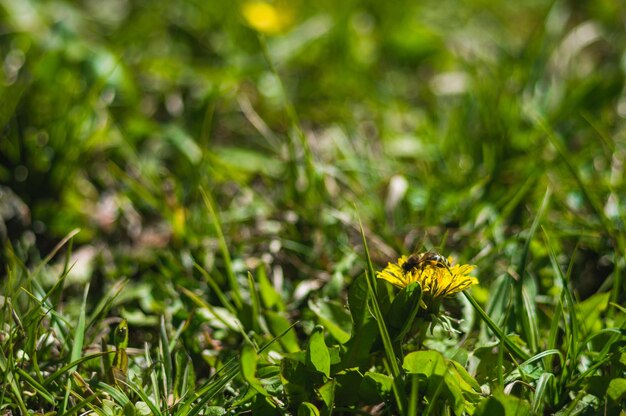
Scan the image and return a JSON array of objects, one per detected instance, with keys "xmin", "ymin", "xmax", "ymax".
[{"xmin": 2, "ymin": 0, "xmax": 625, "ymax": 319}]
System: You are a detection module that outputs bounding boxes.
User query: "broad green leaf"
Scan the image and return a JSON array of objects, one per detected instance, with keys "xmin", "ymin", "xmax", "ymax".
[
  {"xmin": 386, "ymin": 281, "xmax": 422, "ymax": 342},
  {"xmin": 317, "ymin": 379, "xmax": 335, "ymax": 409},
  {"xmin": 474, "ymin": 397, "xmax": 505, "ymax": 416},
  {"xmin": 297, "ymin": 402, "xmax": 320, "ymax": 416},
  {"xmin": 448, "ymin": 360, "xmax": 482, "ymax": 393},
  {"xmin": 344, "ymin": 320, "xmax": 378, "ymax": 368},
  {"xmin": 308, "ymin": 299, "xmax": 351, "ymax": 344},
  {"xmin": 575, "ymin": 292, "xmax": 610, "ymax": 335},
  {"xmin": 280, "ymin": 357, "xmax": 320, "ymax": 405},
  {"xmin": 475, "ymin": 392, "xmax": 532, "ymax": 416},
  {"xmin": 204, "ymin": 406, "xmax": 227, "ymax": 416},
  {"xmin": 257, "ymin": 265, "xmax": 284, "ymax": 311},
  {"xmin": 241, "ymin": 344, "xmax": 268, "ymax": 396},
  {"xmin": 348, "ymin": 274, "xmax": 370, "ymax": 331},
  {"xmin": 403, "ymin": 350, "xmax": 447, "ymax": 378},
  {"xmin": 333, "ymin": 369, "xmax": 364, "ymax": 406},
  {"xmin": 266, "ymin": 311, "xmax": 300, "ymax": 353},
  {"xmin": 359, "ymin": 371, "xmax": 393, "ymax": 404},
  {"xmin": 135, "ymin": 401, "xmax": 152, "ymax": 416},
  {"xmin": 607, "ymin": 378, "xmax": 626, "ymax": 402},
  {"xmin": 444, "ymin": 369, "xmax": 466, "ymax": 416},
  {"xmin": 306, "ymin": 326, "xmax": 330, "ymax": 377},
  {"xmin": 251, "ymin": 395, "xmax": 280, "ymax": 416}
]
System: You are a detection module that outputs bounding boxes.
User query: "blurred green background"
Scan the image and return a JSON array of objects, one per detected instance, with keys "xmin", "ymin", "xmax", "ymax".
[{"xmin": 2, "ymin": 0, "xmax": 625, "ymax": 307}]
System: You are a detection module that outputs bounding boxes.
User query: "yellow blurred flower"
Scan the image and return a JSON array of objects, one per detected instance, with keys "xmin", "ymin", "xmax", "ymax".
[
  {"xmin": 241, "ymin": 1, "xmax": 293, "ymax": 35},
  {"xmin": 376, "ymin": 254, "xmax": 477, "ymax": 300}
]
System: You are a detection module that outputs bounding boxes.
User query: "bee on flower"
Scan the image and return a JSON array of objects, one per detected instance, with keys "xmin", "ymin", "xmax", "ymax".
[{"xmin": 376, "ymin": 251, "xmax": 478, "ymax": 302}]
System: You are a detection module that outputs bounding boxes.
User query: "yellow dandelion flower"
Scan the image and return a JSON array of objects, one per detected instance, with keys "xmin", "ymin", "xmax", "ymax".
[
  {"xmin": 241, "ymin": 1, "xmax": 293, "ymax": 35},
  {"xmin": 376, "ymin": 254, "xmax": 478, "ymax": 300}
]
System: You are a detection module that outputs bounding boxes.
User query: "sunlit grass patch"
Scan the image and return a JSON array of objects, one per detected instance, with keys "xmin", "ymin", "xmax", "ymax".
[{"xmin": 1, "ymin": 0, "xmax": 625, "ymax": 414}]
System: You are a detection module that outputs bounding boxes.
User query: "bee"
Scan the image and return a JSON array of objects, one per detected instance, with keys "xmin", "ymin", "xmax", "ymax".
[{"xmin": 401, "ymin": 251, "xmax": 450, "ymax": 274}]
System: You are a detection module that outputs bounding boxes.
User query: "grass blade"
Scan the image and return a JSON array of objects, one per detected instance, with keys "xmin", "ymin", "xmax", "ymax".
[
  {"xmin": 123, "ymin": 378, "xmax": 165, "ymax": 416},
  {"xmin": 15, "ymin": 367, "xmax": 55, "ymax": 405},
  {"xmin": 515, "ymin": 187, "xmax": 550, "ymax": 353},
  {"xmin": 160, "ymin": 315, "xmax": 173, "ymax": 398},
  {"xmin": 356, "ymin": 213, "xmax": 406, "ymax": 415},
  {"xmin": 532, "ymin": 372, "xmax": 555, "ymax": 414},
  {"xmin": 62, "ymin": 283, "xmax": 88, "ymax": 412},
  {"xmin": 463, "ymin": 291, "xmax": 531, "ymax": 362},
  {"xmin": 199, "ymin": 187, "xmax": 243, "ymax": 310}
]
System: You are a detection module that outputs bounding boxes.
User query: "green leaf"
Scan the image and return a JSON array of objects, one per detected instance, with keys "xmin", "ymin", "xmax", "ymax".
[
  {"xmin": 251, "ymin": 395, "xmax": 280, "ymax": 416},
  {"xmin": 443, "ymin": 368, "xmax": 466, "ymax": 416},
  {"xmin": 403, "ymin": 350, "xmax": 447, "ymax": 378},
  {"xmin": 164, "ymin": 124, "xmax": 202, "ymax": 165},
  {"xmin": 348, "ymin": 274, "xmax": 370, "ymax": 331},
  {"xmin": 448, "ymin": 360, "xmax": 481, "ymax": 393},
  {"xmin": 280, "ymin": 357, "xmax": 319, "ymax": 406},
  {"xmin": 317, "ymin": 379, "xmax": 335, "ymax": 409},
  {"xmin": 359, "ymin": 371, "xmax": 393, "ymax": 404},
  {"xmin": 332, "ymin": 369, "xmax": 364, "ymax": 406},
  {"xmin": 344, "ymin": 320, "xmax": 378, "ymax": 368},
  {"xmin": 386, "ymin": 281, "xmax": 422, "ymax": 342},
  {"xmin": 257, "ymin": 265, "xmax": 284, "ymax": 311},
  {"xmin": 474, "ymin": 392, "xmax": 532, "ymax": 416},
  {"xmin": 214, "ymin": 146, "xmax": 284, "ymax": 178},
  {"xmin": 135, "ymin": 401, "xmax": 152, "ymax": 416},
  {"xmin": 241, "ymin": 344, "xmax": 268, "ymax": 396},
  {"xmin": 306, "ymin": 326, "xmax": 330, "ymax": 377},
  {"xmin": 297, "ymin": 402, "xmax": 320, "ymax": 416},
  {"xmin": 308, "ymin": 299, "xmax": 352, "ymax": 344},
  {"xmin": 575, "ymin": 292, "xmax": 610, "ymax": 335},
  {"xmin": 607, "ymin": 378, "xmax": 626, "ymax": 402},
  {"xmin": 474, "ymin": 397, "xmax": 505, "ymax": 416},
  {"xmin": 203, "ymin": 407, "xmax": 227, "ymax": 416},
  {"xmin": 265, "ymin": 311, "xmax": 300, "ymax": 353},
  {"xmin": 445, "ymin": 361, "xmax": 482, "ymax": 414}
]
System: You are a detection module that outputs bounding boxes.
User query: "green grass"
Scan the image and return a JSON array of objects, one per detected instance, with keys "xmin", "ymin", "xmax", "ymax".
[{"xmin": 1, "ymin": 0, "xmax": 626, "ymax": 414}]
